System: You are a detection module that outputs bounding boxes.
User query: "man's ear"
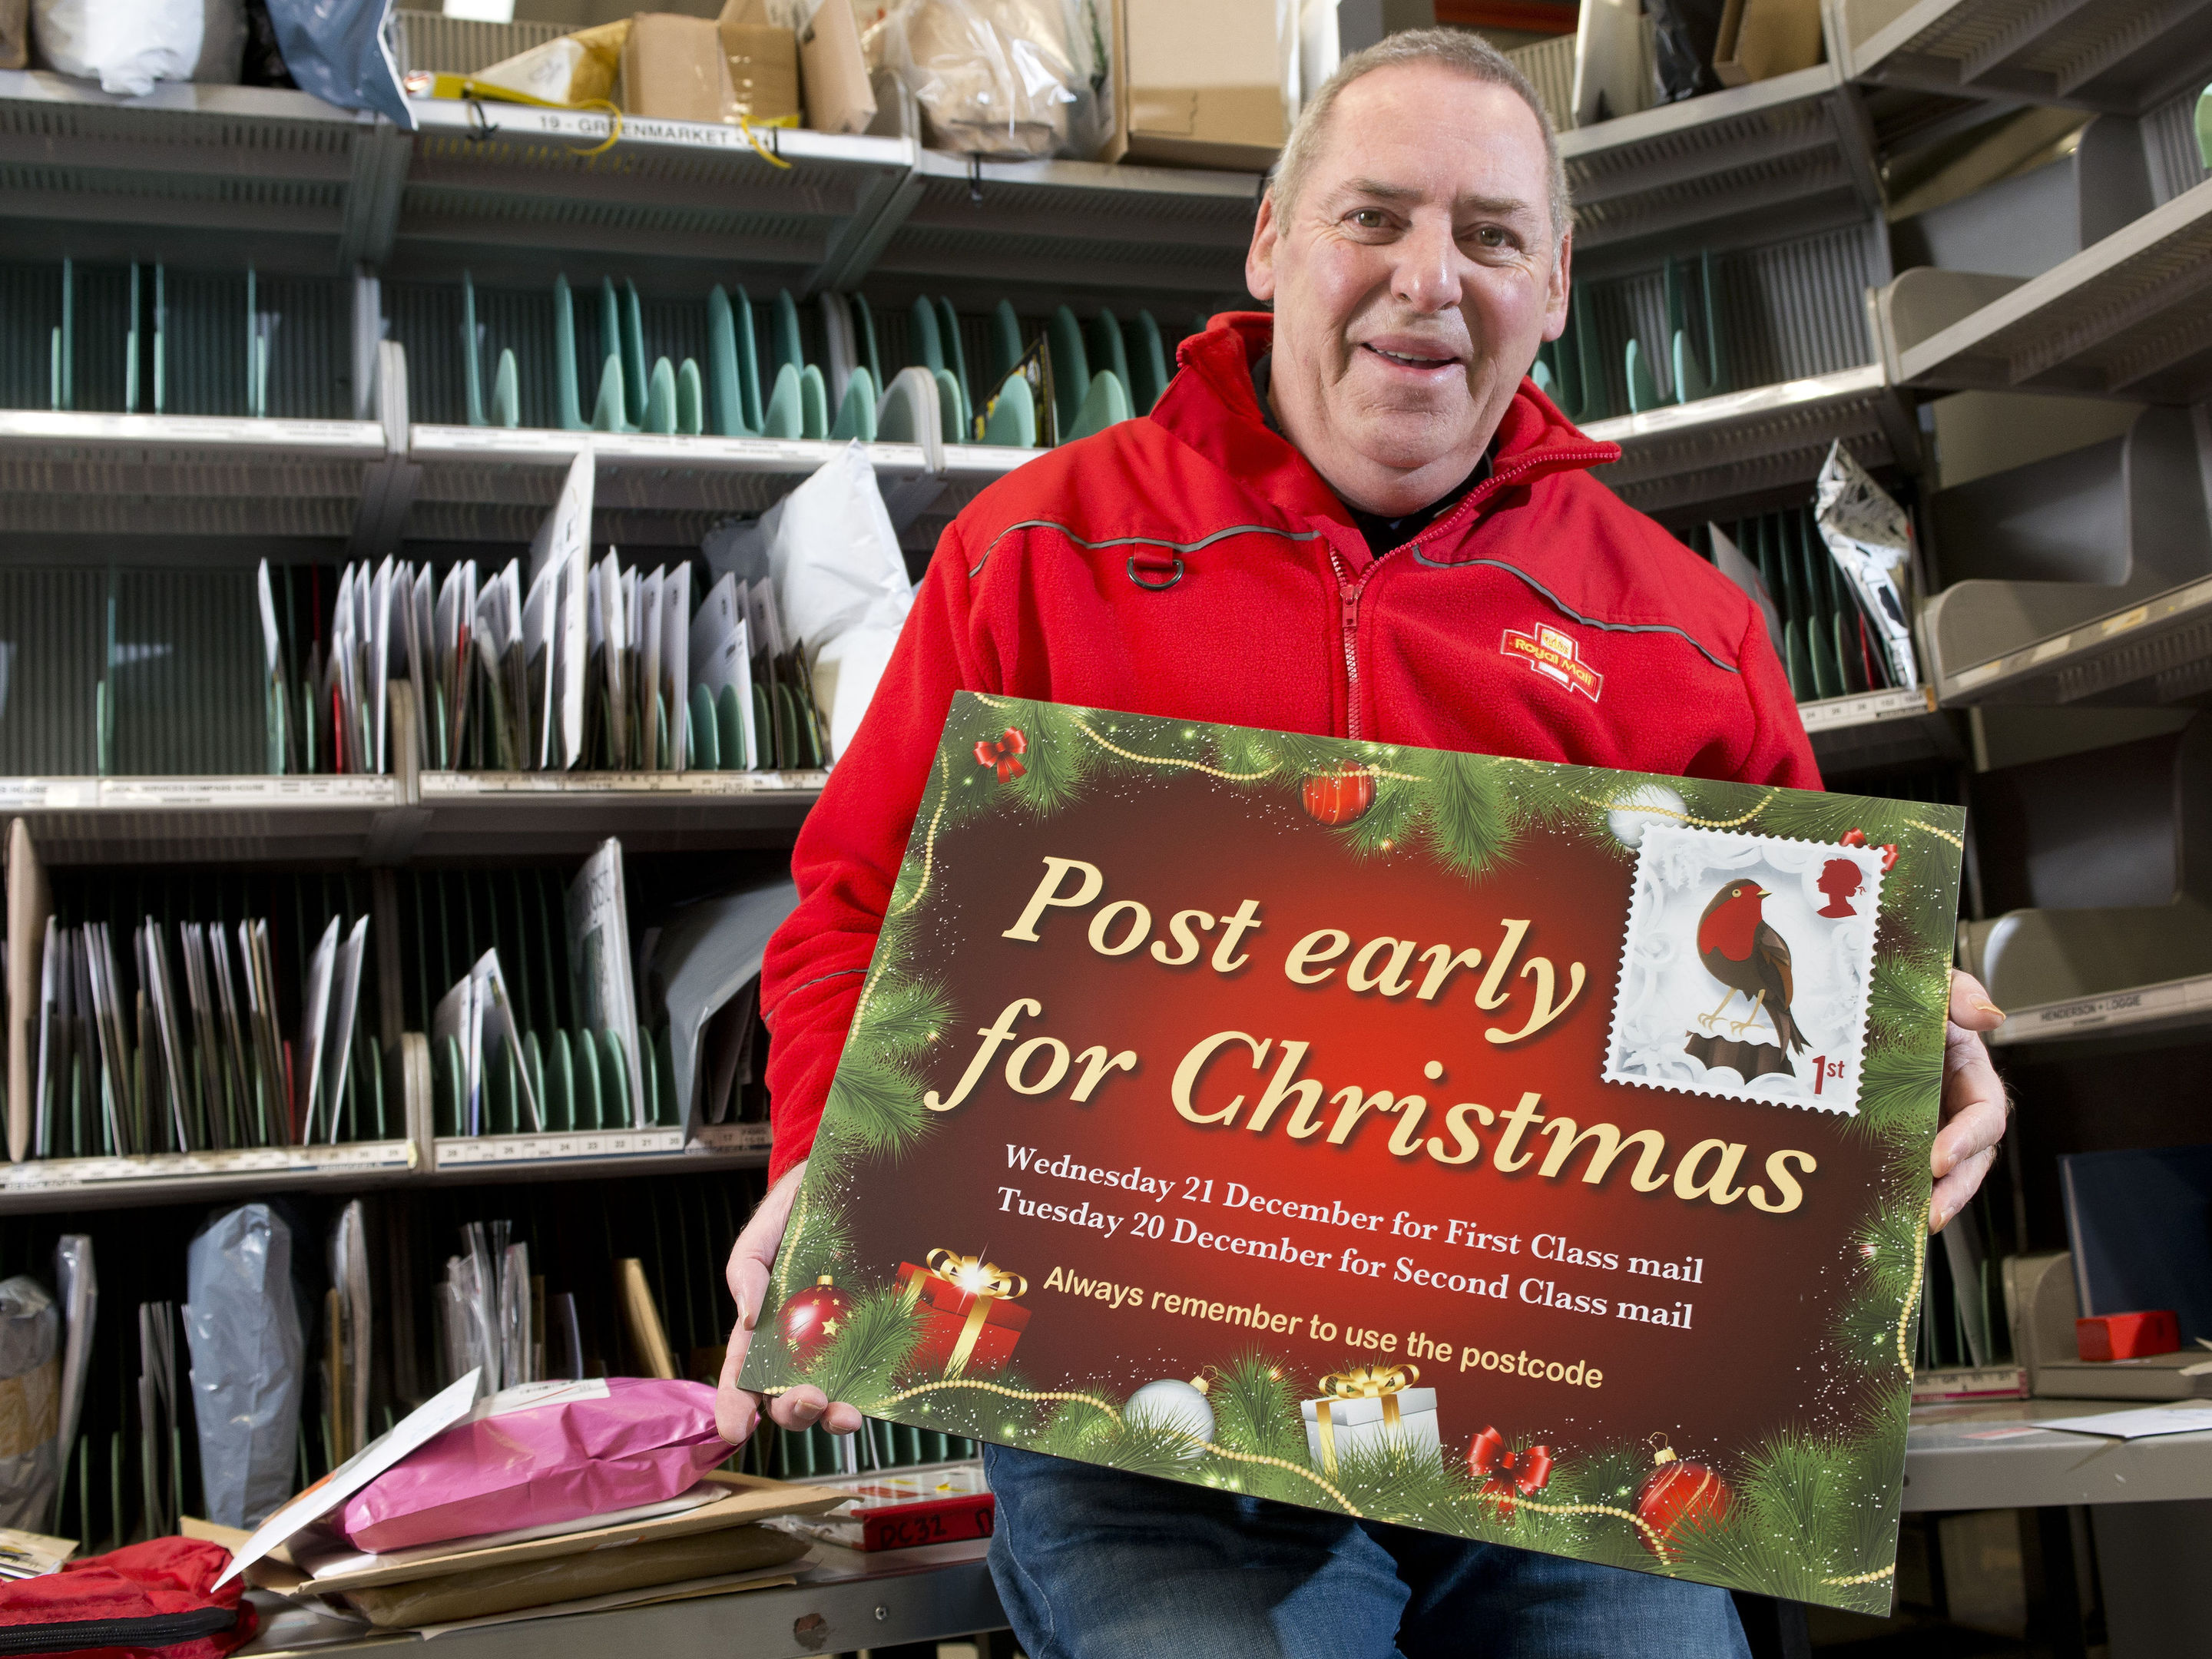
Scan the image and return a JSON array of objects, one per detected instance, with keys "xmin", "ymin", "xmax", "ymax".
[
  {"xmin": 1247, "ymin": 189, "xmax": 1281, "ymax": 302},
  {"xmin": 1540, "ymin": 231, "xmax": 1573, "ymax": 343}
]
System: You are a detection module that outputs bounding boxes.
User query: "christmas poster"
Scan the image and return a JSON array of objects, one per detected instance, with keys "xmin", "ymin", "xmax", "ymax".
[{"xmin": 743, "ymin": 694, "xmax": 1966, "ymax": 1612}]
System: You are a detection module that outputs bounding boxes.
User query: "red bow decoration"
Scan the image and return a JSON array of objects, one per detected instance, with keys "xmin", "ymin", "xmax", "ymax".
[
  {"xmin": 975, "ymin": 727, "xmax": 1028, "ymax": 782},
  {"xmin": 1839, "ymin": 828, "xmax": 1897, "ymax": 872},
  {"xmin": 1468, "ymin": 1426, "xmax": 1553, "ymax": 1518}
]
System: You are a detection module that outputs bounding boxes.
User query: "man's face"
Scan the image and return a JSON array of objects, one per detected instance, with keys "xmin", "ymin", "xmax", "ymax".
[{"xmin": 1247, "ymin": 64, "xmax": 1571, "ymax": 518}]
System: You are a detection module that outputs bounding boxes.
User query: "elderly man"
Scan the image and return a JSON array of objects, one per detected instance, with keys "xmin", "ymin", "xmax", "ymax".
[{"xmin": 718, "ymin": 27, "xmax": 2007, "ymax": 1657}]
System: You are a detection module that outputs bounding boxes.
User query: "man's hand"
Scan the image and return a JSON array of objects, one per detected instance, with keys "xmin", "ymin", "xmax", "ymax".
[
  {"xmin": 714, "ymin": 1160, "xmax": 867, "ymax": 1443},
  {"xmin": 1932, "ymin": 971, "xmax": 2008, "ymax": 1233}
]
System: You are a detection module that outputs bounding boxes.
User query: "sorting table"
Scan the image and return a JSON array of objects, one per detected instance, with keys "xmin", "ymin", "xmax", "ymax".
[{"xmin": 238, "ymin": 1399, "xmax": 2212, "ymax": 1659}]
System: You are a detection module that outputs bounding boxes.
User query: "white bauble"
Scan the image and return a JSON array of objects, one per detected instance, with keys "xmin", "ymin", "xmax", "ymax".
[
  {"xmin": 1608, "ymin": 783, "xmax": 1686, "ymax": 848},
  {"xmin": 1127, "ymin": 1378, "xmax": 1214, "ymax": 1455}
]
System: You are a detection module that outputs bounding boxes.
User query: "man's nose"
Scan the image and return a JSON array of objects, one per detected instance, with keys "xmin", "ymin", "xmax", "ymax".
[{"xmin": 1389, "ymin": 217, "xmax": 1462, "ymax": 314}]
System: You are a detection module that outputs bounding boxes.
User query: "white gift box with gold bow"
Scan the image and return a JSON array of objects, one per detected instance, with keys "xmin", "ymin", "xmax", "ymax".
[{"xmin": 1299, "ymin": 1368, "xmax": 1441, "ymax": 1472}]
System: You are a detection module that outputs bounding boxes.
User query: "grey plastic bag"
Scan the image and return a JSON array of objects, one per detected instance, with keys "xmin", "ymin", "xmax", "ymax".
[
  {"xmin": 184, "ymin": 1204, "xmax": 306, "ymax": 1528},
  {"xmin": 0, "ymin": 1277, "xmax": 59, "ymax": 1531},
  {"xmin": 263, "ymin": 0, "xmax": 410, "ymax": 128}
]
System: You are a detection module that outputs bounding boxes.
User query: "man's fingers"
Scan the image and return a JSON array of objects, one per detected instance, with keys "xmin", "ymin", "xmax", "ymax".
[
  {"xmin": 1931, "ymin": 1144, "xmax": 1998, "ymax": 1233},
  {"xmin": 1936, "ymin": 1033, "xmax": 2007, "ymax": 1180},
  {"xmin": 1948, "ymin": 969, "xmax": 2005, "ymax": 1033},
  {"xmin": 727, "ymin": 1256, "xmax": 770, "ymax": 1335},
  {"xmin": 769, "ymin": 1386, "xmax": 830, "ymax": 1431},
  {"xmin": 724, "ymin": 1160, "xmax": 808, "ymax": 1323},
  {"xmin": 714, "ymin": 1319, "xmax": 760, "ymax": 1443},
  {"xmin": 765, "ymin": 1385, "xmax": 864, "ymax": 1436}
]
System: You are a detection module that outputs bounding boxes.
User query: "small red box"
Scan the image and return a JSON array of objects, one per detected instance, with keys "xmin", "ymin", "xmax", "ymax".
[
  {"xmin": 2076, "ymin": 1310, "xmax": 2180, "ymax": 1361},
  {"xmin": 896, "ymin": 1259, "xmax": 1030, "ymax": 1376}
]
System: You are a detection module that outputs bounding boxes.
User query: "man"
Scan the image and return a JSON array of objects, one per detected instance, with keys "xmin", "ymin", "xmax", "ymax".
[{"xmin": 717, "ymin": 28, "xmax": 2008, "ymax": 1656}]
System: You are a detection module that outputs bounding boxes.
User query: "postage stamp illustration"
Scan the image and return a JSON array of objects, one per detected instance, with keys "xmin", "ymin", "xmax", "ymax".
[{"xmin": 1602, "ymin": 823, "xmax": 1887, "ymax": 1114}]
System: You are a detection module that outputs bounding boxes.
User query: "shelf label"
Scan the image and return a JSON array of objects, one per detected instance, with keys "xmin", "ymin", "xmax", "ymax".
[
  {"xmin": 423, "ymin": 770, "xmax": 825, "ymax": 796},
  {"xmin": 2101, "ymin": 606, "xmax": 2149, "ymax": 637},
  {"xmin": 1, "ymin": 1141, "xmax": 416, "ymax": 1190},
  {"xmin": 691, "ymin": 1123, "xmax": 772, "ymax": 1153},
  {"xmin": 1994, "ymin": 976, "xmax": 2212, "ymax": 1044},
  {"xmin": 433, "ymin": 1128, "xmax": 686, "ymax": 1166}
]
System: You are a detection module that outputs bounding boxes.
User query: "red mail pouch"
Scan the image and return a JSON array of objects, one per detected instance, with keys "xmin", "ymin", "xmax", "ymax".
[{"xmin": 0, "ymin": 1538, "xmax": 255, "ymax": 1659}]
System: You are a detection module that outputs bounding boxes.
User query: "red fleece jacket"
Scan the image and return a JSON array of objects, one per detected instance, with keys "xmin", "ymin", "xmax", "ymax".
[{"xmin": 760, "ymin": 314, "xmax": 1820, "ymax": 1180}]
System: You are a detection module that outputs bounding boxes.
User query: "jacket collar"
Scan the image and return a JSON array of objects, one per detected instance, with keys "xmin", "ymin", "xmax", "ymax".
[{"xmin": 1154, "ymin": 312, "xmax": 1621, "ymax": 535}]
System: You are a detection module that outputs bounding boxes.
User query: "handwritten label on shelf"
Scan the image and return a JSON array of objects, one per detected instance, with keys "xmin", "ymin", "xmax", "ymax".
[
  {"xmin": 690, "ymin": 1123, "xmax": 772, "ymax": 1154},
  {"xmin": 1, "ymin": 1141, "xmax": 416, "ymax": 1191},
  {"xmin": 432, "ymin": 1128, "xmax": 687, "ymax": 1167}
]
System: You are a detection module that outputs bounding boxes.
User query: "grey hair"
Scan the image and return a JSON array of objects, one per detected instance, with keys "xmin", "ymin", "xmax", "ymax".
[{"xmin": 1270, "ymin": 27, "xmax": 1573, "ymax": 247}]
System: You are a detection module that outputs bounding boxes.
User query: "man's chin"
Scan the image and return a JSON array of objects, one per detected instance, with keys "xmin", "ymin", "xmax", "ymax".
[{"xmin": 1332, "ymin": 409, "xmax": 1483, "ymax": 477}]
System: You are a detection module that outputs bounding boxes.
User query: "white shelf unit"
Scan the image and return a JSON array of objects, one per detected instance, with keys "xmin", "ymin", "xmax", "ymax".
[
  {"xmin": 1842, "ymin": 0, "xmax": 2212, "ymax": 117},
  {"xmin": 1937, "ymin": 573, "xmax": 2212, "ymax": 707},
  {"xmin": 853, "ymin": 147, "xmax": 1261, "ymax": 314},
  {"xmin": 1581, "ymin": 363, "xmax": 1914, "ymax": 519},
  {"xmin": 1894, "ymin": 177, "xmax": 2212, "ymax": 405},
  {"xmin": 0, "ymin": 1131, "xmax": 770, "ymax": 1216},
  {"xmin": 1799, "ymin": 684, "xmax": 1959, "ymax": 771},
  {"xmin": 396, "ymin": 100, "xmax": 918, "ymax": 294},
  {"xmin": 1557, "ymin": 65, "xmax": 1885, "ymax": 273},
  {"xmin": 0, "ymin": 773, "xmax": 823, "ymax": 863},
  {"xmin": 0, "ymin": 70, "xmax": 411, "ymax": 271},
  {"xmin": 402, "ymin": 422, "xmax": 940, "ymax": 548},
  {"xmin": 0, "ymin": 409, "xmax": 388, "ymax": 541}
]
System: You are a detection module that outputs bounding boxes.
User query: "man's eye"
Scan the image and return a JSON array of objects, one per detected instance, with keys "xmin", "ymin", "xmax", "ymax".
[
  {"xmin": 1349, "ymin": 209, "xmax": 1389, "ymax": 230},
  {"xmin": 1468, "ymin": 225, "xmax": 1512, "ymax": 249}
]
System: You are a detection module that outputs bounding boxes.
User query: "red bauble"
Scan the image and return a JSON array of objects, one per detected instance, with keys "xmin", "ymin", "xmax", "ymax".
[
  {"xmin": 780, "ymin": 1275, "xmax": 853, "ymax": 1366},
  {"xmin": 1301, "ymin": 764, "xmax": 1376, "ymax": 826},
  {"xmin": 1634, "ymin": 1441, "xmax": 1733, "ymax": 1554}
]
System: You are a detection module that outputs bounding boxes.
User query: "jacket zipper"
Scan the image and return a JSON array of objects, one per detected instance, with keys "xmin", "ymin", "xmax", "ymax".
[
  {"xmin": 1330, "ymin": 549, "xmax": 1373, "ymax": 740},
  {"xmin": 1325, "ymin": 442, "xmax": 1618, "ymax": 740}
]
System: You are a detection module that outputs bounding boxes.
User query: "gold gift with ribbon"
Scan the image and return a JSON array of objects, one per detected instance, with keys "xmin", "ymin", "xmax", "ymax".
[
  {"xmin": 1308, "ymin": 1363, "xmax": 1421, "ymax": 1475},
  {"xmin": 897, "ymin": 1249, "xmax": 1029, "ymax": 1377}
]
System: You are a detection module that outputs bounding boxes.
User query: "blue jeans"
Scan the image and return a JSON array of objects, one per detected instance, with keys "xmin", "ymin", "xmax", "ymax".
[{"xmin": 984, "ymin": 1445, "xmax": 1752, "ymax": 1659}]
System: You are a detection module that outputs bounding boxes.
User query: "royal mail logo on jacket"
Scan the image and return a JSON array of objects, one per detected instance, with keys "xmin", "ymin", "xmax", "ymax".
[{"xmin": 1500, "ymin": 622, "xmax": 1603, "ymax": 702}]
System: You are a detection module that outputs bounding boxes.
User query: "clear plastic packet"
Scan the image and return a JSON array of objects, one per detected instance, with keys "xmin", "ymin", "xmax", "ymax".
[{"xmin": 877, "ymin": 0, "xmax": 1098, "ymax": 158}]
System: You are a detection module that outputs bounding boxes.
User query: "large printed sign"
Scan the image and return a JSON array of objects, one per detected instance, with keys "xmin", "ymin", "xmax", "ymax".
[{"xmin": 744, "ymin": 694, "xmax": 1965, "ymax": 1611}]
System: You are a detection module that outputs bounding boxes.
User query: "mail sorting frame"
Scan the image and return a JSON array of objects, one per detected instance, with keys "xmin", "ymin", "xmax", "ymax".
[{"xmin": 5, "ymin": 7, "xmax": 2212, "ymax": 1649}]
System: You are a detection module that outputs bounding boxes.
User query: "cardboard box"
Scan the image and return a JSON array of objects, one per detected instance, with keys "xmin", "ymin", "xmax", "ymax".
[
  {"xmin": 718, "ymin": 0, "xmax": 875, "ymax": 135},
  {"xmin": 1714, "ymin": 0, "xmax": 1825, "ymax": 87},
  {"xmin": 621, "ymin": 12, "xmax": 737, "ymax": 124},
  {"xmin": 1104, "ymin": 0, "xmax": 1285, "ymax": 171},
  {"xmin": 720, "ymin": 21, "xmax": 801, "ymax": 126}
]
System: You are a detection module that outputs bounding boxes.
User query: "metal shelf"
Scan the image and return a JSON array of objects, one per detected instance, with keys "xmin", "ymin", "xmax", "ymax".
[
  {"xmin": 0, "ymin": 772, "xmax": 825, "ymax": 863},
  {"xmin": 854, "ymin": 147, "xmax": 1260, "ymax": 314},
  {"xmin": 1936, "ymin": 571, "xmax": 2212, "ymax": 707},
  {"xmin": 1845, "ymin": 0, "xmax": 2212, "ymax": 117},
  {"xmin": 1799, "ymin": 684, "xmax": 1959, "ymax": 771},
  {"xmin": 0, "ymin": 69, "xmax": 409, "ymax": 273},
  {"xmin": 404, "ymin": 423, "xmax": 941, "ymax": 547},
  {"xmin": 0, "ymin": 1131, "xmax": 767, "ymax": 1215},
  {"xmin": 391, "ymin": 100, "xmax": 916, "ymax": 292},
  {"xmin": 1986, "ymin": 970, "xmax": 2212, "ymax": 1048},
  {"xmin": 0, "ymin": 409, "xmax": 388, "ymax": 541},
  {"xmin": 1556, "ymin": 65, "xmax": 1883, "ymax": 273},
  {"xmin": 1581, "ymin": 363, "xmax": 1912, "ymax": 518},
  {"xmin": 1895, "ymin": 176, "xmax": 2212, "ymax": 404},
  {"xmin": 412, "ymin": 770, "xmax": 822, "ymax": 856}
]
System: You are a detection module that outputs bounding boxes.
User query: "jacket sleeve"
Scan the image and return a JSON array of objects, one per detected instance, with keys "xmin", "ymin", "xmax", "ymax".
[
  {"xmin": 1735, "ymin": 600, "xmax": 1823, "ymax": 790},
  {"xmin": 760, "ymin": 522, "xmax": 996, "ymax": 1181}
]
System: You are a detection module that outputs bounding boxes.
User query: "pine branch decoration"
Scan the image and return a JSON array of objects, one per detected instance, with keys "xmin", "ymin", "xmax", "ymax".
[{"xmin": 804, "ymin": 1286, "xmax": 922, "ymax": 1410}]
